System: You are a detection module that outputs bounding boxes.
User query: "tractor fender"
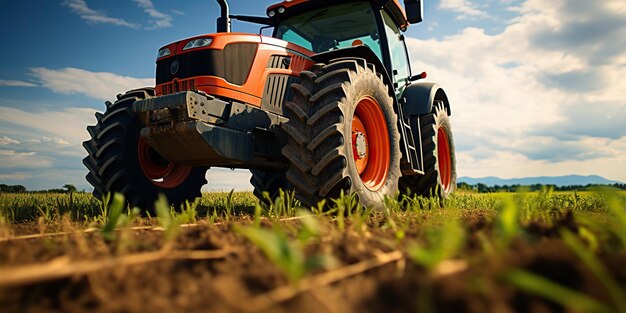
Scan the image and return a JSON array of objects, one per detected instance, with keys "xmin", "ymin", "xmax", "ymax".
[
  {"xmin": 311, "ymin": 46, "xmax": 395, "ymax": 99},
  {"xmin": 401, "ymin": 82, "xmax": 451, "ymax": 116}
]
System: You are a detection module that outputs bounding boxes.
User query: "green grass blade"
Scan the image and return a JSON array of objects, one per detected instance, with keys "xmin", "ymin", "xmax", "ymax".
[
  {"xmin": 601, "ymin": 189, "xmax": 626, "ymax": 248},
  {"xmin": 101, "ymin": 193, "xmax": 125, "ymax": 242},
  {"xmin": 296, "ymin": 209, "xmax": 320, "ymax": 243},
  {"xmin": 408, "ymin": 221, "xmax": 465, "ymax": 270},
  {"xmin": 237, "ymin": 226, "xmax": 304, "ymax": 282},
  {"xmin": 561, "ymin": 229, "xmax": 626, "ymax": 312},
  {"xmin": 495, "ymin": 196, "xmax": 519, "ymax": 249},
  {"xmin": 503, "ymin": 269, "xmax": 613, "ymax": 313},
  {"xmin": 155, "ymin": 194, "xmax": 179, "ymax": 241}
]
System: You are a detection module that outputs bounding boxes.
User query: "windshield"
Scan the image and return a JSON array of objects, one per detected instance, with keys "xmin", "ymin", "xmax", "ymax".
[{"xmin": 275, "ymin": 2, "xmax": 383, "ymax": 61}]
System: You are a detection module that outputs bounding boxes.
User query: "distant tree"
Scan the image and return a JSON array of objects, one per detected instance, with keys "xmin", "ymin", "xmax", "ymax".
[
  {"xmin": 63, "ymin": 184, "xmax": 77, "ymax": 193},
  {"xmin": 457, "ymin": 182, "xmax": 472, "ymax": 191},
  {"xmin": 476, "ymin": 183, "xmax": 489, "ymax": 193},
  {"xmin": 612, "ymin": 183, "xmax": 626, "ymax": 190},
  {"xmin": 0, "ymin": 184, "xmax": 27, "ymax": 193}
]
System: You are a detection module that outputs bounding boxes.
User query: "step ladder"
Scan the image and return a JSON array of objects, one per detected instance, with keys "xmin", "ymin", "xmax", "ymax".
[{"xmin": 398, "ymin": 99, "xmax": 424, "ymax": 175}]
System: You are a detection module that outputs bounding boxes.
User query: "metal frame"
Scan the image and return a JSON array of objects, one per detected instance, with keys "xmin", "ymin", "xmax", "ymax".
[{"xmin": 133, "ymin": 91, "xmax": 288, "ymax": 171}]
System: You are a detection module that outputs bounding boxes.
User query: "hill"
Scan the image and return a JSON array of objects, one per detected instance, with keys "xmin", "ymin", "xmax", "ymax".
[{"xmin": 458, "ymin": 175, "xmax": 622, "ymax": 187}]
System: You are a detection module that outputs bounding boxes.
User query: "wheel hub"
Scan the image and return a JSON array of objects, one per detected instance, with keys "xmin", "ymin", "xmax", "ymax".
[{"xmin": 354, "ymin": 132, "xmax": 368, "ymax": 159}]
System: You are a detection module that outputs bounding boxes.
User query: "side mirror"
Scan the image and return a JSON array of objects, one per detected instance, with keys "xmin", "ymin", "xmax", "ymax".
[{"xmin": 404, "ymin": 0, "xmax": 423, "ymax": 24}]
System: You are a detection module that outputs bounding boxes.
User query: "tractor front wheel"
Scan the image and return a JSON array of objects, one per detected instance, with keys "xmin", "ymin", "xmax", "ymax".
[
  {"xmin": 281, "ymin": 60, "xmax": 402, "ymax": 210},
  {"xmin": 83, "ymin": 88, "xmax": 208, "ymax": 211}
]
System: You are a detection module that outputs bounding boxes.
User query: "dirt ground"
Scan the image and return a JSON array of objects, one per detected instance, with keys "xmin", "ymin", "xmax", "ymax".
[{"xmin": 1, "ymin": 212, "xmax": 625, "ymax": 313}]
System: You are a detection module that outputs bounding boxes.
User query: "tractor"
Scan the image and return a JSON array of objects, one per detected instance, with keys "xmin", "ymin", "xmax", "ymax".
[{"xmin": 83, "ymin": 0, "xmax": 456, "ymax": 211}]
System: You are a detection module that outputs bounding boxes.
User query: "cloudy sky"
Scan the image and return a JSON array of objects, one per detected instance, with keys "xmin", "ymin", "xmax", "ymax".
[{"xmin": 0, "ymin": 0, "xmax": 624, "ymax": 191}]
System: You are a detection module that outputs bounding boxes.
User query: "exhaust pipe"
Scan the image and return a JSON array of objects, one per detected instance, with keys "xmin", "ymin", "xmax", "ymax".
[{"xmin": 216, "ymin": 0, "xmax": 231, "ymax": 32}]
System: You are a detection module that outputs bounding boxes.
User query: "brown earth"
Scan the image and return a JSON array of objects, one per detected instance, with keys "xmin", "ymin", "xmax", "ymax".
[{"xmin": 0, "ymin": 213, "xmax": 624, "ymax": 313}]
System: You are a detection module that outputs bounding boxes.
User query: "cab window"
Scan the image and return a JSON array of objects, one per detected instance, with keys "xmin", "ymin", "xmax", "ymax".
[
  {"xmin": 382, "ymin": 11, "xmax": 411, "ymax": 88},
  {"xmin": 275, "ymin": 2, "xmax": 383, "ymax": 62}
]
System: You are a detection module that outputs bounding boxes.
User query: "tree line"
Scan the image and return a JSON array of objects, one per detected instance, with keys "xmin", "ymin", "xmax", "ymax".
[
  {"xmin": 457, "ymin": 182, "xmax": 626, "ymax": 193},
  {"xmin": 0, "ymin": 184, "xmax": 79, "ymax": 194}
]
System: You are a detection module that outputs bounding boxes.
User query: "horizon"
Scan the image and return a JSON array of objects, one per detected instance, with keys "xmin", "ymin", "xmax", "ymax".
[
  {"xmin": 458, "ymin": 174, "xmax": 625, "ymax": 186},
  {"xmin": 460, "ymin": 174, "xmax": 624, "ymax": 181},
  {"xmin": 3, "ymin": 173, "xmax": 624, "ymax": 192},
  {"xmin": 1, "ymin": 0, "xmax": 625, "ymax": 191}
]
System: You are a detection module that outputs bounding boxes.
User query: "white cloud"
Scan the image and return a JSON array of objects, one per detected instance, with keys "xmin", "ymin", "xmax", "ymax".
[
  {"xmin": 457, "ymin": 140, "xmax": 626, "ymax": 182},
  {"xmin": 0, "ymin": 173, "xmax": 30, "ymax": 180},
  {"xmin": 18, "ymin": 136, "xmax": 71, "ymax": 146},
  {"xmin": 407, "ymin": 0, "xmax": 626, "ymax": 182},
  {"xmin": 133, "ymin": 0, "xmax": 173, "ymax": 29},
  {"xmin": 0, "ymin": 149, "xmax": 53, "ymax": 169},
  {"xmin": 0, "ymin": 106, "xmax": 97, "ymax": 154},
  {"xmin": 41, "ymin": 136, "xmax": 71, "ymax": 146},
  {"xmin": 0, "ymin": 150, "xmax": 36, "ymax": 157},
  {"xmin": 0, "ymin": 136, "xmax": 20, "ymax": 145},
  {"xmin": 64, "ymin": 0, "xmax": 140, "ymax": 29},
  {"xmin": 0, "ymin": 106, "xmax": 97, "ymax": 188},
  {"xmin": 65, "ymin": 0, "xmax": 175, "ymax": 30},
  {"xmin": 439, "ymin": 0, "xmax": 488, "ymax": 19},
  {"xmin": 0, "ymin": 80, "xmax": 37, "ymax": 87},
  {"xmin": 30, "ymin": 67, "xmax": 153, "ymax": 101}
]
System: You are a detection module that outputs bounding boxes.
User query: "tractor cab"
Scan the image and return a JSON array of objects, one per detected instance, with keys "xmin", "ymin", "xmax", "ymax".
[
  {"xmin": 274, "ymin": 2, "xmax": 385, "ymax": 59},
  {"xmin": 268, "ymin": 0, "xmax": 421, "ymax": 95}
]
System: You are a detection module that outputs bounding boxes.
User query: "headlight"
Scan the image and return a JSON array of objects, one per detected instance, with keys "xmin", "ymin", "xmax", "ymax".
[
  {"xmin": 183, "ymin": 38, "xmax": 213, "ymax": 51},
  {"xmin": 157, "ymin": 47, "xmax": 171, "ymax": 59}
]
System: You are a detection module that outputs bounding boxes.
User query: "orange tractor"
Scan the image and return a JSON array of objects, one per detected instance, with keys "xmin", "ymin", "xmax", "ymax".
[{"xmin": 83, "ymin": 0, "xmax": 456, "ymax": 210}]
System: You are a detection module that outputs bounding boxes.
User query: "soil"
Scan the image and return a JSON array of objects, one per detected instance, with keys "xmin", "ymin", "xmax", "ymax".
[{"xmin": 0, "ymin": 213, "xmax": 624, "ymax": 313}]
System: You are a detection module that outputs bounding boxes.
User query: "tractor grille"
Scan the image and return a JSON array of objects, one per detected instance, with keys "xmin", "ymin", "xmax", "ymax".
[
  {"xmin": 160, "ymin": 79, "xmax": 195, "ymax": 95},
  {"xmin": 261, "ymin": 74, "xmax": 299, "ymax": 114},
  {"xmin": 156, "ymin": 43, "xmax": 258, "ymax": 86},
  {"xmin": 267, "ymin": 55, "xmax": 291, "ymax": 69}
]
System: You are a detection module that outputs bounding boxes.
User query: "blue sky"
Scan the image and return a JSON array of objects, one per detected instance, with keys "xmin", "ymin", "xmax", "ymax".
[{"xmin": 0, "ymin": 0, "xmax": 625, "ymax": 191}]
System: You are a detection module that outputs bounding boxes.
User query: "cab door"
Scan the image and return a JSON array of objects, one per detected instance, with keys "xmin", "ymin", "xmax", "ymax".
[{"xmin": 380, "ymin": 10, "xmax": 412, "ymax": 97}]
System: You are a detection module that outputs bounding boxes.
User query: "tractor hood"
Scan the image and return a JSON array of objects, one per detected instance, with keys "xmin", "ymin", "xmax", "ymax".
[{"xmin": 155, "ymin": 33, "xmax": 313, "ymax": 87}]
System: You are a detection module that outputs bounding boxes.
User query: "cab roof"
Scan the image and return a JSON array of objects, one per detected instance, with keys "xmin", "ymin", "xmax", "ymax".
[{"xmin": 266, "ymin": 0, "xmax": 409, "ymax": 30}]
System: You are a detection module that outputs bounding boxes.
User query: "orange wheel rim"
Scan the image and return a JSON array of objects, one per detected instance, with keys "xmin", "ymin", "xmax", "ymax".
[
  {"xmin": 437, "ymin": 127, "xmax": 452, "ymax": 192},
  {"xmin": 138, "ymin": 137, "xmax": 192, "ymax": 189},
  {"xmin": 351, "ymin": 96, "xmax": 390, "ymax": 191}
]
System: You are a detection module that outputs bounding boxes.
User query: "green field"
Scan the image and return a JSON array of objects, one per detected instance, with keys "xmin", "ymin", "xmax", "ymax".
[{"xmin": 1, "ymin": 189, "xmax": 625, "ymax": 312}]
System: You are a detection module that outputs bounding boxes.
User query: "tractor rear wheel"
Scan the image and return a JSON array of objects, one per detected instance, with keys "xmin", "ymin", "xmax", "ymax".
[
  {"xmin": 83, "ymin": 88, "xmax": 208, "ymax": 211},
  {"xmin": 249, "ymin": 169, "xmax": 291, "ymax": 204},
  {"xmin": 281, "ymin": 60, "xmax": 401, "ymax": 210},
  {"xmin": 399, "ymin": 101, "xmax": 456, "ymax": 198}
]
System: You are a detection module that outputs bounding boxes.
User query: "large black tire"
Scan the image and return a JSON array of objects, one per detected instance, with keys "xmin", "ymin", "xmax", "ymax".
[
  {"xmin": 399, "ymin": 101, "xmax": 457, "ymax": 198},
  {"xmin": 83, "ymin": 88, "xmax": 208, "ymax": 211},
  {"xmin": 281, "ymin": 60, "xmax": 402, "ymax": 210},
  {"xmin": 249, "ymin": 169, "xmax": 291, "ymax": 204}
]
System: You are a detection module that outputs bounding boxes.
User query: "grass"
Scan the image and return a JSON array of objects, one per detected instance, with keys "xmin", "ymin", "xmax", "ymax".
[{"xmin": 1, "ymin": 188, "xmax": 625, "ymax": 312}]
